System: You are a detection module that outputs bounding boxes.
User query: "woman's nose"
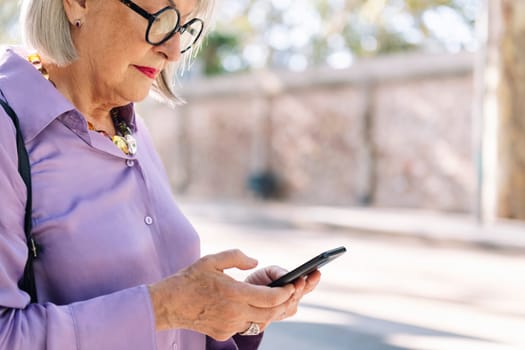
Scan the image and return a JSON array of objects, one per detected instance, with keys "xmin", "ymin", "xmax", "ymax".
[{"xmin": 155, "ymin": 33, "xmax": 182, "ymax": 62}]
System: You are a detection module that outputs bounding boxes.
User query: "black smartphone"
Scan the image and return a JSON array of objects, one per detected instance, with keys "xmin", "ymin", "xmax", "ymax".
[{"xmin": 267, "ymin": 246, "xmax": 347, "ymax": 287}]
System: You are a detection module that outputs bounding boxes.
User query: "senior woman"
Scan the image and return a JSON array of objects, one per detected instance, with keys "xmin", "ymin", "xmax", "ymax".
[{"xmin": 0, "ymin": 0, "xmax": 321, "ymax": 349}]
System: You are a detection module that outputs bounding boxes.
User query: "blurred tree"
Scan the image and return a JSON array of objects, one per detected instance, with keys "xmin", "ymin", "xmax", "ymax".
[
  {"xmin": 494, "ymin": 0, "xmax": 525, "ymax": 219},
  {"xmin": 201, "ymin": 32, "xmax": 242, "ymax": 75},
  {"xmin": 0, "ymin": 0, "xmax": 478, "ymax": 74},
  {"xmin": 207, "ymin": 0, "xmax": 479, "ymax": 75},
  {"xmin": 478, "ymin": 0, "xmax": 525, "ymax": 221}
]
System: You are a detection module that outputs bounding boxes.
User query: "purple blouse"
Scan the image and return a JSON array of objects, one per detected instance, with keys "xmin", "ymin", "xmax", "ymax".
[{"xmin": 0, "ymin": 49, "xmax": 262, "ymax": 350}]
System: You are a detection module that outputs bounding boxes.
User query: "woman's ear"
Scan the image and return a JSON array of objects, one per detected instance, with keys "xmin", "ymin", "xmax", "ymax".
[{"xmin": 62, "ymin": 0, "xmax": 88, "ymax": 26}]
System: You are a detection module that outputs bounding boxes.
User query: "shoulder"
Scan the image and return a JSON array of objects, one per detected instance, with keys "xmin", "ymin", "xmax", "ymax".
[
  {"xmin": 0, "ymin": 45, "xmax": 30, "ymax": 71},
  {"xmin": 0, "ymin": 54, "xmax": 21, "ymax": 156}
]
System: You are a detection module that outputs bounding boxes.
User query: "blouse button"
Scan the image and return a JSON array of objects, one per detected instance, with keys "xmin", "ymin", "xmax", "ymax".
[
  {"xmin": 126, "ymin": 159, "xmax": 135, "ymax": 167},
  {"xmin": 144, "ymin": 216, "xmax": 154, "ymax": 225}
]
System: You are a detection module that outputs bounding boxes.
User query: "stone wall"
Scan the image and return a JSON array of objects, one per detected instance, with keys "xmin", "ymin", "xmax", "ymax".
[{"xmin": 138, "ymin": 52, "xmax": 476, "ymax": 212}]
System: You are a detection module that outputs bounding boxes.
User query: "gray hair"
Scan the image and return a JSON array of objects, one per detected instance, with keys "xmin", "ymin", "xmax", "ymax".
[{"xmin": 20, "ymin": 0, "xmax": 215, "ymax": 104}]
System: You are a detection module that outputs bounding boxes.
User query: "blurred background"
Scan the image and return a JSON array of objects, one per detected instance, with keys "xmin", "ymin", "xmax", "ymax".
[
  {"xmin": 1, "ymin": 0, "xmax": 524, "ymax": 349},
  {"xmin": 143, "ymin": 0, "xmax": 483, "ymax": 215}
]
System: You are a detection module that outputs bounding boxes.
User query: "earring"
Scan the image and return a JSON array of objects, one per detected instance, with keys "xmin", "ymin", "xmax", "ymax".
[{"xmin": 75, "ymin": 19, "xmax": 82, "ymax": 28}]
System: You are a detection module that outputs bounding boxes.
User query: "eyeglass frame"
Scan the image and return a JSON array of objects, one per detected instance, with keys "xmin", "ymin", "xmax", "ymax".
[{"xmin": 119, "ymin": 0, "xmax": 204, "ymax": 53}]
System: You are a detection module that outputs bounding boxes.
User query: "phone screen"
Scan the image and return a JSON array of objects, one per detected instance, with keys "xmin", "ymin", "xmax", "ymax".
[{"xmin": 267, "ymin": 246, "xmax": 347, "ymax": 287}]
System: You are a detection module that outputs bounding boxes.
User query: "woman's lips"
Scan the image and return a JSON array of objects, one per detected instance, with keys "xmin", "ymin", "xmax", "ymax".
[{"xmin": 133, "ymin": 65, "xmax": 158, "ymax": 79}]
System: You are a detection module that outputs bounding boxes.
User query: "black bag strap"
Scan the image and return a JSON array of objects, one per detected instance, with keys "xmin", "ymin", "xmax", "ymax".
[{"xmin": 0, "ymin": 98, "xmax": 38, "ymax": 303}]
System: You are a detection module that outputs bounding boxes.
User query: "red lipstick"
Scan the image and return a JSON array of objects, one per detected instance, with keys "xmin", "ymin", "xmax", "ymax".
[{"xmin": 133, "ymin": 65, "xmax": 158, "ymax": 79}]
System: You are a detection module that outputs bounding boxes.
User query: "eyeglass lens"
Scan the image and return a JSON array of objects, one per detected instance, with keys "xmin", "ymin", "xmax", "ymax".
[
  {"xmin": 149, "ymin": 9, "xmax": 203, "ymax": 52},
  {"xmin": 149, "ymin": 9, "xmax": 179, "ymax": 43},
  {"xmin": 180, "ymin": 20, "xmax": 203, "ymax": 53}
]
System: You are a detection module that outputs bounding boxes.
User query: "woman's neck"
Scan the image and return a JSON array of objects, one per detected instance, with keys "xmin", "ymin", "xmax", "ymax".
[{"xmin": 45, "ymin": 62, "xmax": 119, "ymax": 135}]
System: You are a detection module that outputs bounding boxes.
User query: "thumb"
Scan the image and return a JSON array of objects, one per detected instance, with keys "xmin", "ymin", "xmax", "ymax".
[{"xmin": 205, "ymin": 249, "xmax": 258, "ymax": 272}]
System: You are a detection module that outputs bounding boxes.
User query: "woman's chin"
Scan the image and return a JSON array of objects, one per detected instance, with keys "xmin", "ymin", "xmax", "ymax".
[{"xmin": 125, "ymin": 87, "xmax": 152, "ymax": 103}]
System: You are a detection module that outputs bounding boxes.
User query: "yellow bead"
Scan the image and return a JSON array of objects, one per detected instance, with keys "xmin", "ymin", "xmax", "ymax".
[
  {"xmin": 28, "ymin": 53, "xmax": 41, "ymax": 65},
  {"xmin": 112, "ymin": 136, "xmax": 129, "ymax": 154}
]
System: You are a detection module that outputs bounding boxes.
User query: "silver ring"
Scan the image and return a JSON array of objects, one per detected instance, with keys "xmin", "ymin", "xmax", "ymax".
[{"xmin": 239, "ymin": 322, "xmax": 261, "ymax": 336}]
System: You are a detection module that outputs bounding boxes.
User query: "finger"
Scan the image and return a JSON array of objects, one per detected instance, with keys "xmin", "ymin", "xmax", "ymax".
[
  {"xmin": 245, "ymin": 302, "xmax": 289, "ymax": 325},
  {"xmin": 304, "ymin": 270, "xmax": 321, "ymax": 294},
  {"xmin": 276, "ymin": 295, "xmax": 300, "ymax": 321},
  {"xmin": 203, "ymin": 249, "xmax": 258, "ymax": 272},
  {"xmin": 265, "ymin": 266, "xmax": 289, "ymax": 281},
  {"xmin": 285, "ymin": 302, "xmax": 299, "ymax": 319},
  {"xmin": 236, "ymin": 282, "xmax": 295, "ymax": 307},
  {"xmin": 292, "ymin": 275, "xmax": 306, "ymax": 293},
  {"xmin": 245, "ymin": 266, "xmax": 289, "ymax": 285},
  {"xmin": 278, "ymin": 289, "xmax": 301, "ymax": 320},
  {"xmin": 245, "ymin": 268, "xmax": 275, "ymax": 285}
]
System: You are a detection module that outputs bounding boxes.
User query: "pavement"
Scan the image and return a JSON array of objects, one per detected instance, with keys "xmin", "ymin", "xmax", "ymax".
[
  {"xmin": 178, "ymin": 197, "xmax": 525, "ymax": 350},
  {"xmin": 177, "ymin": 197, "xmax": 525, "ymax": 254}
]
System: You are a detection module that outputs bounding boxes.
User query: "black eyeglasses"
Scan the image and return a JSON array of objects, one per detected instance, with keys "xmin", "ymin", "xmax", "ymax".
[{"xmin": 119, "ymin": 0, "xmax": 204, "ymax": 53}]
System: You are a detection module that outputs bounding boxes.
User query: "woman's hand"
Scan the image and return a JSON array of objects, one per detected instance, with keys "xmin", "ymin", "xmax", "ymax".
[
  {"xmin": 147, "ymin": 250, "xmax": 296, "ymax": 341},
  {"xmin": 244, "ymin": 266, "xmax": 321, "ymax": 331}
]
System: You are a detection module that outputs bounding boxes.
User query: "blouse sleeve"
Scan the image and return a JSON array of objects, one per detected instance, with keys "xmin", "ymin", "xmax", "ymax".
[
  {"xmin": 0, "ymin": 108, "xmax": 158, "ymax": 350},
  {"xmin": 206, "ymin": 334, "xmax": 264, "ymax": 350}
]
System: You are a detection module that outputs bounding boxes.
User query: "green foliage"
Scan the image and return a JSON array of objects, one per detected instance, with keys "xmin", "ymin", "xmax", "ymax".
[
  {"xmin": 200, "ymin": 0, "xmax": 478, "ymax": 75},
  {"xmin": 202, "ymin": 32, "xmax": 244, "ymax": 76},
  {"xmin": 0, "ymin": 0, "xmax": 478, "ymax": 75}
]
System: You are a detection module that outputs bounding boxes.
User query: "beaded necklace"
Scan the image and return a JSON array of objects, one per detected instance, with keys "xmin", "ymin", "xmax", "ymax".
[
  {"xmin": 87, "ymin": 110, "xmax": 138, "ymax": 155},
  {"xmin": 28, "ymin": 53, "xmax": 138, "ymax": 156}
]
